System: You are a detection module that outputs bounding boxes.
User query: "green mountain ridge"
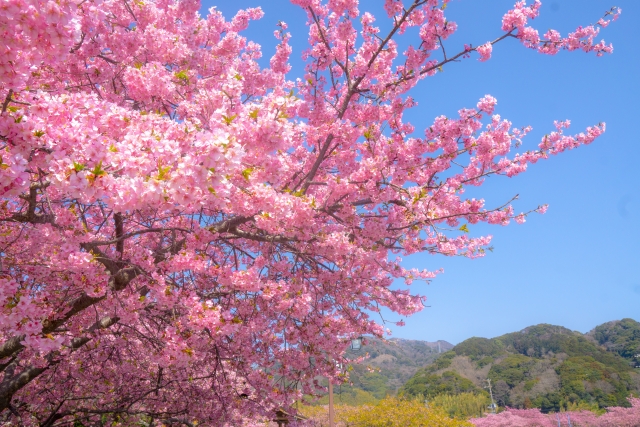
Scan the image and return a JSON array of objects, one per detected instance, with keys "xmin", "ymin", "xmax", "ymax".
[
  {"xmin": 312, "ymin": 337, "xmax": 454, "ymax": 405},
  {"xmin": 350, "ymin": 337, "xmax": 454, "ymax": 393},
  {"xmin": 587, "ymin": 318, "xmax": 640, "ymax": 367},
  {"xmin": 400, "ymin": 319, "xmax": 640, "ymax": 413}
]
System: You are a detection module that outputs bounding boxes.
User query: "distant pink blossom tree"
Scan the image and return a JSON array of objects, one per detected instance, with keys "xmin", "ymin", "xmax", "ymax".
[
  {"xmin": 0, "ymin": 0, "xmax": 619, "ymax": 425},
  {"xmin": 470, "ymin": 398, "xmax": 640, "ymax": 427}
]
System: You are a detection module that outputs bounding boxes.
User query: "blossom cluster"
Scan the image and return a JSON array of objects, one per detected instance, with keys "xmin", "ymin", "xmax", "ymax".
[
  {"xmin": 0, "ymin": 0, "xmax": 617, "ymax": 425},
  {"xmin": 501, "ymin": 0, "xmax": 619, "ymax": 56},
  {"xmin": 471, "ymin": 398, "xmax": 640, "ymax": 427}
]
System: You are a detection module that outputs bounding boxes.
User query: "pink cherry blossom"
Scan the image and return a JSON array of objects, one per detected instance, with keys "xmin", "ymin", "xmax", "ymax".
[
  {"xmin": 0, "ymin": 0, "xmax": 618, "ymax": 425},
  {"xmin": 471, "ymin": 398, "xmax": 640, "ymax": 427},
  {"xmin": 477, "ymin": 42, "xmax": 493, "ymax": 61}
]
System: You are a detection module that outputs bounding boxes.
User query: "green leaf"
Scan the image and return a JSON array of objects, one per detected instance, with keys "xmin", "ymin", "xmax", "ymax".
[
  {"xmin": 90, "ymin": 161, "xmax": 106, "ymax": 177},
  {"xmin": 157, "ymin": 164, "xmax": 171, "ymax": 181},
  {"xmin": 459, "ymin": 224, "xmax": 469, "ymax": 233},
  {"xmin": 73, "ymin": 162, "xmax": 86, "ymax": 172},
  {"xmin": 174, "ymin": 70, "xmax": 189, "ymax": 83},
  {"xmin": 241, "ymin": 167, "xmax": 254, "ymax": 181},
  {"xmin": 222, "ymin": 114, "xmax": 237, "ymax": 125}
]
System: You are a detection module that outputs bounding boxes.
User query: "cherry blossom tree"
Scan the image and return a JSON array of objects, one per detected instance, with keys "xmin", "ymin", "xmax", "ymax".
[
  {"xmin": 0, "ymin": 0, "xmax": 619, "ymax": 425},
  {"xmin": 470, "ymin": 398, "xmax": 640, "ymax": 427}
]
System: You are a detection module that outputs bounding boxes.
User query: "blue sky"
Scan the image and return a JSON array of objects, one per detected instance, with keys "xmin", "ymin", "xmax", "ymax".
[{"xmin": 200, "ymin": 0, "xmax": 640, "ymax": 344}]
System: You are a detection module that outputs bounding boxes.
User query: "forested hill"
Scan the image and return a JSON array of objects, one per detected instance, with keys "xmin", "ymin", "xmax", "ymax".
[
  {"xmin": 350, "ymin": 337, "xmax": 454, "ymax": 392},
  {"xmin": 400, "ymin": 319, "xmax": 640, "ymax": 413},
  {"xmin": 587, "ymin": 318, "xmax": 640, "ymax": 367},
  {"xmin": 314, "ymin": 337, "xmax": 453, "ymax": 405}
]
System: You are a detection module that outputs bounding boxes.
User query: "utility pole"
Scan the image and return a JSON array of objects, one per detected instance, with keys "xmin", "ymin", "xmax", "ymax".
[
  {"xmin": 486, "ymin": 379, "xmax": 496, "ymax": 414},
  {"xmin": 329, "ymin": 381, "xmax": 334, "ymax": 427},
  {"xmin": 328, "ymin": 338, "xmax": 362, "ymax": 427}
]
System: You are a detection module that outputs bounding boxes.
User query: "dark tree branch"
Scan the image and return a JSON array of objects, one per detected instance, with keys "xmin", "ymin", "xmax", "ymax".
[{"xmin": 114, "ymin": 213, "xmax": 124, "ymax": 255}]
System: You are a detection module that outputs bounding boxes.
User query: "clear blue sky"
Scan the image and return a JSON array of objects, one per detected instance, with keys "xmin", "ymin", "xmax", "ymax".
[{"xmin": 201, "ymin": 0, "xmax": 640, "ymax": 344}]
